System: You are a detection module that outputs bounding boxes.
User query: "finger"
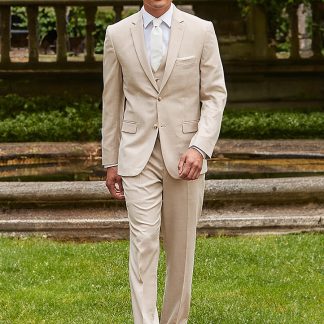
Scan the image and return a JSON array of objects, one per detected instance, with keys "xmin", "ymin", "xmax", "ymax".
[
  {"xmin": 107, "ymin": 177, "xmax": 122, "ymax": 200},
  {"xmin": 107, "ymin": 182, "xmax": 119, "ymax": 199},
  {"xmin": 116, "ymin": 177, "xmax": 125, "ymax": 199},
  {"xmin": 191, "ymin": 161, "xmax": 202, "ymax": 180},
  {"xmin": 178, "ymin": 155, "xmax": 186, "ymax": 175},
  {"xmin": 180, "ymin": 161, "xmax": 191, "ymax": 179},
  {"xmin": 108, "ymin": 185, "xmax": 118, "ymax": 198},
  {"xmin": 185, "ymin": 164, "xmax": 197, "ymax": 180}
]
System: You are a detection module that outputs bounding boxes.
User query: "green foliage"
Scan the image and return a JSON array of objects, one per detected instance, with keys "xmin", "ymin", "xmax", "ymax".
[
  {"xmin": 11, "ymin": 6, "xmax": 27, "ymax": 30},
  {"xmin": 0, "ymin": 94, "xmax": 96, "ymax": 118},
  {"xmin": 237, "ymin": 0, "xmax": 316, "ymax": 9},
  {"xmin": 0, "ymin": 95, "xmax": 323, "ymax": 142},
  {"xmin": 0, "ymin": 95, "xmax": 101, "ymax": 142},
  {"xmin": 0, "ymin": 234, "xmax": 323, "ymax": 323},
  {"xmin": 38, "ymin": 7, "xmax": 57, "ymax": 41},
  {"xmin": 0, "ymin": 108, "xmax": 101, "ymax": 142},
  {"xmin": 236, "ymin": 0, "xmax": 323, "ymax": 53},
  {"xmin": 67, "ymin": 7, "xmax": 87, "ymax": 38},
  {"xmin": 221, "ymin": 111, "xmax": 324, "ymax": 139},
  {"xmin": 94, "ymin": 10, "xmax": 115, "ymax": 54},
  {"xmin": 9, "ymin": 6, "xmax": 116, "ymax": 53},
  {"xmin": 237, "ymin": 1, "xmax": 291, "ymax": 52},
  {"xmin": 93, "ymin": 8, "xmax": 137, "ymax": 54}
]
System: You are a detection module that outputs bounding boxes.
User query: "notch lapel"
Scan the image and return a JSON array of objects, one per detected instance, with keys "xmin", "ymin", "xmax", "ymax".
[
  {"xmin": 130, "ymin": 13, "xmax": 159, "ymax": 92},
  {"xmin": 159, "ymin": 8, "xmax": 185, "ymax": 92}
]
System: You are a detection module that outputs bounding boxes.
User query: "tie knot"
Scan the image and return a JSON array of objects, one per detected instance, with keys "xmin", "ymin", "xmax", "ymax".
[{"xmin": 153, "ymin": 18, "xmax": 162, "ymax": 28}]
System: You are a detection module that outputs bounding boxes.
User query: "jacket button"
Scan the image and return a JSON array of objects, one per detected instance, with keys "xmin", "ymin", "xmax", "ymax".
[
  {"xmin": 153, "ymin": 124, "xmax": 158, "ymax": 129},
  {"xmin": 158, "ymin": 97, "xmax": 162, "ymax": 101}
]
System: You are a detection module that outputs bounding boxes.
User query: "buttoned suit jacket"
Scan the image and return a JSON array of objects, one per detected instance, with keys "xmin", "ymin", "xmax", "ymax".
[{"xmin": 101, "ymin": 6, "xmax": 227, "ymax": 179}]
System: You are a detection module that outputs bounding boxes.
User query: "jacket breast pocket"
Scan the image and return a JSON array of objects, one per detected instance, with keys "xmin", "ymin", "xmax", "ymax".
[
  {"xmin": 121, "ymin": 121, "xmax": 137, "ymax": 134},
  {"xmin": 175, "ymin": 56, "xmax": 197, "ymax": 66},
  {"xmin": 182, "ymin": 120, "xmax": 198, "ymax": 133}
]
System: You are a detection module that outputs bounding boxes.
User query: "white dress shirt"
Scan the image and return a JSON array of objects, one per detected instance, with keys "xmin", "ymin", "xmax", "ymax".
[
  {"xmin": 142, "ymin": 3, "xmax": 173, "ymax": 62},
  {"xmin": 103, "ymin": 4, "xmax": 206, "ymax": 168}
]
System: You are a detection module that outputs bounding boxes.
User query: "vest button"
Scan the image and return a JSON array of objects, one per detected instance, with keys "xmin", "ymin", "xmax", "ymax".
[{"xmin": 153, "ymin": 124, "xmax": 158, "ymax": 129}]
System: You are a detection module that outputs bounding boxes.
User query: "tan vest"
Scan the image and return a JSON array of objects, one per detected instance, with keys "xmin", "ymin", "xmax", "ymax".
[
  {"xmin": 153, "ymin": 54, "xmax": 167, "ymax": 139},
  {"xmin": 153, "ymin": 53, "xmax": 167, "ymax": 90}
]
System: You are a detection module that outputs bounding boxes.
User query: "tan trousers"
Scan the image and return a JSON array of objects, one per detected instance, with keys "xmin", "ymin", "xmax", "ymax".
[{"xmin": 122, "ymin": 136, "xmax": 205, "ymax": 324}]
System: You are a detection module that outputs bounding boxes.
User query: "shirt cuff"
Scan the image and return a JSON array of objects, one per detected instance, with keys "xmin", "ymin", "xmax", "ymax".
[
  {"xmin": 103, "ymin": 164, "xmax": 118, "ymax": 168},
  {"xmin": 190, "ymin": 146, "xmax": 208, "ymax": 159}
]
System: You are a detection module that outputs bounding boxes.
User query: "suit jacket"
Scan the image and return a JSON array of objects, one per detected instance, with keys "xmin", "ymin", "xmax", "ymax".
[{"xmin": 101, "ymin": 6, "xmax": 227, "ymax": 179}]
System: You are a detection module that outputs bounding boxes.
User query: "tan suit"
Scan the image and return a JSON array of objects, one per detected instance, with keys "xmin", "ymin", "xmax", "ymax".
[
  {"xmin": 102, "ymin": 7, "xmax": 227, "ymax": 178},
  {"xmin": 102, "ymin": 5, "xmax": 226, "ymax": 324}
]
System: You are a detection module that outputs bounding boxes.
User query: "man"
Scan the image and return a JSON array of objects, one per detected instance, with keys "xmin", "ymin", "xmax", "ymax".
[{"xmin": 101, "ymin": 0, "xmax": 227, "ymax": 322}]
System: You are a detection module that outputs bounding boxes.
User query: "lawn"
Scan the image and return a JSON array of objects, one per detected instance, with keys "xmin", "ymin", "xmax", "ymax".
[{"xmin": 0, "ymin": 234, "xmax": 323, "ymax": 323}]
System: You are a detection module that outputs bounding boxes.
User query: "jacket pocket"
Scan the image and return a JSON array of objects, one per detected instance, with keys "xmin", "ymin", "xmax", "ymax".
[
  {"xmin": 182, "ymin": 120, "xmax": 198, "ymax": 133},
  {"xmin": 175, "ymin": 56, "xmax": 196, "ymax": 65},
  {"xmin": 121, "ymin": 121, "xmax": 137, "ymax": 134}
]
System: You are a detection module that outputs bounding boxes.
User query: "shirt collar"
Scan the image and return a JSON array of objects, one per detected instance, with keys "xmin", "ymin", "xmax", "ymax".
[{"xmin": 142, "ymin": 3, "xmax": 174, "ymax": 29}]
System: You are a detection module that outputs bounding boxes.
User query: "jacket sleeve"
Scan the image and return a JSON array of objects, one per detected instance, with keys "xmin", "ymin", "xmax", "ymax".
[
  {"xmin": 101, "ymin": 26, "xmax": 125, "ymax": 166},
  {"xmin": 189, "ymin": 21, "xmax": 227, "ymax": 158}
]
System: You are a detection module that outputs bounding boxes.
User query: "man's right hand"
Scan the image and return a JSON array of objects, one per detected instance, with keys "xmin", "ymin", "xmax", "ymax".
[{"xmin": 105, "ymin": 166, "xmax": 125, "ymax": 200}]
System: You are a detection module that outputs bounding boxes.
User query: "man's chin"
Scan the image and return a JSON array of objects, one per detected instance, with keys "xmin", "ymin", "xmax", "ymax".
[{"xmin": 146, "ymin": 0, "xmax": 171, "ymax": 9}]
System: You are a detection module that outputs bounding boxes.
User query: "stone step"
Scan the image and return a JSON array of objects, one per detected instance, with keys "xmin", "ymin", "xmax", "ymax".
[
  {"xmin": 0, "ymin": 177, "xmax": 323, "ymax": 239},
  {"xmin": 1, "ymin": 177, "xmax": 324, "ymax": 207},
  {"xmin": 0, "ymin": 215, "xmax": 322, "ymax": 240}
]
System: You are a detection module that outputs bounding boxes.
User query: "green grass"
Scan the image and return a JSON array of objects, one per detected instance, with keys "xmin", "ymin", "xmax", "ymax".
[
  {"xmin": 0, "ymin": 234, "xmax": 323, "ymax": 323},
  {"xmin": 0, "ymin": 94, "xmax": 323, "ymax": 141}
]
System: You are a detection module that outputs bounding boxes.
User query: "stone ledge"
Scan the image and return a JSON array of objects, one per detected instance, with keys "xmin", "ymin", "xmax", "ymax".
[
  {"xmin": 0, "ymin": 216, "xmax": 321, "ymax": 230},
  {"xmin": 2, "ymin": 141, "xmax": 324, "ymax": 181},
  {"xmin": 0, "ymin": 216, "xmax": 322, "ymax": 240},
  {"xmin": 1, "ymin": 140, "xmax": 324, "ymax": 161},
  {"xmin": 1, "ymin": 177, "xmax": 324, "ymax": 205}
]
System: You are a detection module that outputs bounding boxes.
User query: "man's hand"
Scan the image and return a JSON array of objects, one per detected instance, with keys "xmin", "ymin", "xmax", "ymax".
[
  {"xmin": 105, "ymin": 166, "xmax": 125, "ymax": 200},
  {"xmin": 178, "ymin": 148, "xmax": 203, "ymax": 180}
]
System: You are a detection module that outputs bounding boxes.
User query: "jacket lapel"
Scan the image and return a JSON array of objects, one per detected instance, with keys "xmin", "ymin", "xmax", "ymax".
[
  {"xmin": 130, "ymin": 13, "xmax": 159, "ymax": 92},
  {"xmin": 159, "ymin": 8, "xmax": 185, "ymax": 92}
]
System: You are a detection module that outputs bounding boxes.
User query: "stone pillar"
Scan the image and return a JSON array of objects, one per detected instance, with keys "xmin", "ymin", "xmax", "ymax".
[
  {"xmin": 27, "ymin": 5, "xmax": 39, "ymax": 63},
  {"xmin": 288, "ymin": 3, "xmax": 300, "ymax": 59},
  {"xmin": 54, "ymin": 5, "xmax": 68, "ymax": 63},
  {"xmin": 85, "ymin": 6, "xmax": 97, "ymax": 63},
  {"xmin": 0, "ymin": 6, "xmax": 11, "ymax": 64},
  {"xmin": 311, "ymin": 1, "xmax": 323, "ymax": 58},
  {"xmin": 252, "ymin": 5, "xmax": 275, "ymax": 60},
  {"xmin": 114, "ymin": 5, "xmax": 123, "ymax": 23}
]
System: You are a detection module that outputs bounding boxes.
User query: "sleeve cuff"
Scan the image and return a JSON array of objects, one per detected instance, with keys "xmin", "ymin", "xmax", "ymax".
[
  {"xmin": 103, "ymin": 164, "xmax": 118, "ymax": 168},
  {"xmin": 190, "ymin": 146, "xmax": 208, "ymax": 159}
]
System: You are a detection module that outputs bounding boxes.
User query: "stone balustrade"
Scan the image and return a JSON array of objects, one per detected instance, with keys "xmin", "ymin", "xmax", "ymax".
[
  {"xmin": 0, "ymin": 0, "xmax": 133, "ymax": 65},
  {"xmin": 0, "ymin": 0, "xmax": 323, "ymax": 67},
  {"xmin": 1, "ymin": 0, "xmax": 323, "ymax": 108}
]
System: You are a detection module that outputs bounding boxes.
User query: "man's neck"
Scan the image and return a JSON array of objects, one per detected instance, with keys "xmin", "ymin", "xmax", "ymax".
[{"xmin": 143, "ymin": 3, "xmax": 171, "ymax": 18}]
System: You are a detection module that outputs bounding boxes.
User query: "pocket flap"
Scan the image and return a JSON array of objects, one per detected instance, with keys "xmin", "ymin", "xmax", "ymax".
[
  {"xmin": 182, "ymin": 121, "xmax": 198, "ymax": 133},
  {"xmin": 121, "ymin": 121, "xmax": 137, "ymax": 134}
]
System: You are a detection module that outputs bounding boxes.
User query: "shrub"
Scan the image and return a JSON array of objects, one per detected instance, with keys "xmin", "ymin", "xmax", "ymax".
[
  {"xmin": 0, "ymin": 95, "xmax": 323, "ymax": 142},
  {"xmin": 221, "ymin": 111, "xmax": 324, "ymax": 139}
]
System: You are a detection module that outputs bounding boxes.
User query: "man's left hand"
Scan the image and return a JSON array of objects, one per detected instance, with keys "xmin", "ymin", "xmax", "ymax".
[{"xmin": 178, "ymin": 148, "xmax": 203, "ymax": 180}]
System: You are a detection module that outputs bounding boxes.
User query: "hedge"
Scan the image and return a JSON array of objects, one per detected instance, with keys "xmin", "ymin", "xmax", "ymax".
[{"xmin": 0, "ymin": 94, "xmax": 323, "ymax": 142}]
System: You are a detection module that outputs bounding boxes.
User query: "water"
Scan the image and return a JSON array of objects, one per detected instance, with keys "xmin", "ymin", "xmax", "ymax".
[{"xmin": 1, "ymin": 158, "xmax": 324, "ymax": 181}]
